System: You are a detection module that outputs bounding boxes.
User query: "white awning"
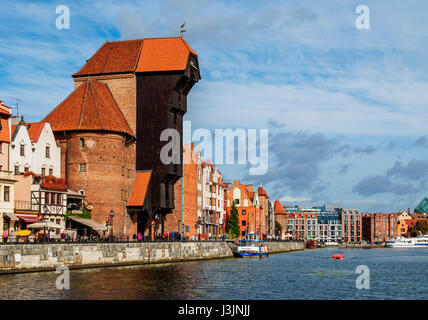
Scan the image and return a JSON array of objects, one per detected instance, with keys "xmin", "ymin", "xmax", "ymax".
[
  {"xmin": 69, "ymin": 217, "xmax": 106, "ymax": 231},
  {"xmin": 4, "ymin": 212, "xmax": 19, "ymax": 221}
]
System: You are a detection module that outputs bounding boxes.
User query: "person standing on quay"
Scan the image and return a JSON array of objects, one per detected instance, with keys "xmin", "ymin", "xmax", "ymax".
[{"xmin": 2, "ymin": 231, "xmax": 8, "ymax": 243}]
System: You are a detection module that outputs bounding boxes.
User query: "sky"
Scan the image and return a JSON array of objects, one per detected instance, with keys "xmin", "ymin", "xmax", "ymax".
[{"xmin": 0, "ymin": 0, "xmax": 427, "ymax": 212}]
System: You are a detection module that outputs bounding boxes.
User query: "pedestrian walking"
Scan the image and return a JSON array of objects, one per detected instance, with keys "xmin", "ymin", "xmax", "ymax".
[{"xmin": 137, "ymin": 232, "xmax": 142, "ymax": 241}]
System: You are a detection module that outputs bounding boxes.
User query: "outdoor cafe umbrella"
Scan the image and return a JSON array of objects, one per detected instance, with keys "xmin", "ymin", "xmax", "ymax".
[
  {"xmin": 27, "ymin": 221, "xmax": 62, "ymax": 229},
  {"xmin": 27, "ymin": 221, "xmax": 62, "ymax": 241}
]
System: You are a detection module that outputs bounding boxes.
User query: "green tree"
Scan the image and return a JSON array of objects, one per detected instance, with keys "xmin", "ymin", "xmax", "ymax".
[
  {"xmin": 226, "ymin": 201, "xmax": 241, "ymax": 238},
  {"xmin": 275, "ymin": 220, "xmax": 282, "ymax": 236},
  {"xmin": 410, "ymin": 220, "xmax": 428, "ymax": 237}
]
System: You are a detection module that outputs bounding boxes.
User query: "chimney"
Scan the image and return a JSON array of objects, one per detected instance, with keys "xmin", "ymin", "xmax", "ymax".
[{"xmin": 11, "ymin": 116, "xmax": 19, "ymax": 125}]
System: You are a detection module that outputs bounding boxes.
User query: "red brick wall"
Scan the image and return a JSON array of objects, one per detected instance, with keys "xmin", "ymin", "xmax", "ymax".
[{"xmin": 55, "ymin": 131, "xmax": 136, "ymax": 238}]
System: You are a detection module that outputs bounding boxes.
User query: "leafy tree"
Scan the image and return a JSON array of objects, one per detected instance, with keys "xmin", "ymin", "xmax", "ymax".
[
  {"xmin": 275, "ymin": 220, "xmax": 282, "ymax": 236},
  {"xmin": 410, "ymin": 220, "xmax": 428, "ymax": 237},
  {"xmin": 226, "ymin": 201, "xmax": 241, "ymax": 238}
]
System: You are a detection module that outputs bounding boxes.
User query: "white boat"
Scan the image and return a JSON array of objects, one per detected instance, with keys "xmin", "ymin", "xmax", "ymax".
[
  {"xmin": 386, "ymin": 235, "xmax": 428, "ymax": 248},
  {"xmin": 236, "ymin": 233, "xmax": 268, "ymax": 258},
  {"xmin": 325, "ymin": 241, "xmax": 339, "ymax": 246}
]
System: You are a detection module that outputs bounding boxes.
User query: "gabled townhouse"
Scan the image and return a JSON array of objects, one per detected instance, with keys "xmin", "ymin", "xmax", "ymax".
[
  {"xmin": 9, "ymin": 117, "xmax": 68, "ymax": 237},
  {"xmin": 226, "ymin": 181, "xmax": 264, "ymax": 238},
  {"xmin": 0, "ymin": 101, "xmax": 17, "ymax": 240},
  {"xmin": 10, "ymin": 117, "xmax": 60, "ymax": 176},
  {"xmin": 201, "ymin": 162, "xmax": 226, "ymax": 238}
]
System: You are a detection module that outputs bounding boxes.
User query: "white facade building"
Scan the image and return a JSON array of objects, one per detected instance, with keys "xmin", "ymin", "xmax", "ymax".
[
  {"xmin": 10, "ymin": 119, "xmax": 60, "ymax": 177},
  {"xmin": 201, "ymin": 162, "xmax": 226, "ymax": 237}
]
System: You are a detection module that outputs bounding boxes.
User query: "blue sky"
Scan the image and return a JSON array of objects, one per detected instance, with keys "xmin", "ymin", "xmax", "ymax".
[{"xmin": 0, "ymin": 0, "xmax": 427, "ymax": 212}]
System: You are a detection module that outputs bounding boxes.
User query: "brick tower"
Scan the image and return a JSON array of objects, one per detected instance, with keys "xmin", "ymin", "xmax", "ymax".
[{"xmin": 44, "ymin": 37, "xmax": 200, "ymax": 238}]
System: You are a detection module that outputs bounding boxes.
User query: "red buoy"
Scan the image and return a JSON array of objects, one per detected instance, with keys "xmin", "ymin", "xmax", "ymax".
[{"xmin": 332, "ymin": 253, "xmax": 344, "ymax": 260}]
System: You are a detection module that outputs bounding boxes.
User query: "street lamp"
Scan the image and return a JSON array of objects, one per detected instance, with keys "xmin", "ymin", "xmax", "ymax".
[
  {"xmin": 110, "ymin": 210, "xmax": 114, "ymax": 241},
  {"xmin": 43, "ymin": 205, "xmax": 48, "ymax": 242}
]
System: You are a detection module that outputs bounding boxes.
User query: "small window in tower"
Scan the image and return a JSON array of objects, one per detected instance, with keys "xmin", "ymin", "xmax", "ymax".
[
  {"xmin": 45, "ymin": 145, "xmax": 50, "ymax": 158},
  {"xmin": 79, "ymin": 163, "xmax": 87, "ymax": 172},
  {"xmin": 20, "ymin": 144, "xmax": 25, "ymax": 156},
  {"xmin": 80, "ymin": 138, "xmax": 85, "ymax": 148}
]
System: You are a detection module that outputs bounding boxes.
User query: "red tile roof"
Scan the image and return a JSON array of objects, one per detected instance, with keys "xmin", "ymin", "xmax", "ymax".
[
  {"xmin": 0, "ymin": 118, "xmax": 10, "ymax": 143},
  {"xmin": 73, "ymin": 37, "xmax": 197, "ymax": 77},
  {"xmin": 135, "ymin": 37, "xmax": 196, "ymax": 73},
  {"xmin": 274, "ymin": 200, "xmax": 286, "ymax": 214},
  {"xmin": 73, "ymin": 39, "xmax": 144, "ymax": 77},
  {"xmin": 26, "ymin": 122, "xmax": 46, "ymax": 143},
  {"xmin": 128, "ymin": 171, "xmax": 151, "ymax": 207},
  {"xmin": 43, "ymin": 80, "xmax": 134, "ymax": 137},
  {"xmin": 258, "ymin": 186, "xmax": 268, "ymax": 198}
]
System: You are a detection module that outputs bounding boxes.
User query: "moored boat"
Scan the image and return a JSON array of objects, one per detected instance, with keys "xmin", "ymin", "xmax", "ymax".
[
  {"xmin": 386, "ymin": 235, "xmax": 428, "ymax": 248},
  {"xmin": 236, "ymin": 233, "xmax": 268, "ymax": 258}
]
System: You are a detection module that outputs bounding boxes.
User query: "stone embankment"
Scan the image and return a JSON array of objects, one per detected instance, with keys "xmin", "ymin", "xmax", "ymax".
[{"xmin": 0, "ymin": 241, "xmax": 304, "ymax": 274}]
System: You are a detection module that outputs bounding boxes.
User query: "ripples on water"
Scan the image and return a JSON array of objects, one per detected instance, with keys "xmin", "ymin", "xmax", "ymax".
[{"xmin": 1, "ymin": 248, "xmax": 428, "ymax": 300}]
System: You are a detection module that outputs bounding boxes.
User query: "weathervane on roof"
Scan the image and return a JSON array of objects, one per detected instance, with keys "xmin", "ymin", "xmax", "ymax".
[{"xmin": 180, "ymin": 22, "xmax": 186, "ymax": 37}]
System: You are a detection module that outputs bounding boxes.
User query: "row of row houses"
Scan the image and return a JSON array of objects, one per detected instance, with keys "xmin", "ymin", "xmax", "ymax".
[
  {"xmin": 273, "ymin": 200, "xmax": 427, "ymax": 243},
  {"xmin": 0, "ymin": 101, "xmax": 89, "ymax": 240},
  {"xmin": 162, "ymin": 144, "xmax": 274, "ymax": 240}
]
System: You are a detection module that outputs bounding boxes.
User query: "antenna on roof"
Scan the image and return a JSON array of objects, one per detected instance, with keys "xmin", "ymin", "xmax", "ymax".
[
  {"xmin": 7, "ymin": 96, "xmax": 22, "ymax": 117},
  {"xmin": 180, "ymin": 22, "xmax": 186, "ymax": 37}
]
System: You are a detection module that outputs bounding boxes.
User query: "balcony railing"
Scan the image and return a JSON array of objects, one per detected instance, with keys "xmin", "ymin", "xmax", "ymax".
[
  {"xmin": 0, "ymin": 170, "xmax": 13, "ymax": 180},
  {"xmin": 15, "ymin": 200, "xmax": 35, "ymax": 211}
]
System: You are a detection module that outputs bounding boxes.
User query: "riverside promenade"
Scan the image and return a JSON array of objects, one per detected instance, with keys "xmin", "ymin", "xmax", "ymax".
[{"xmin": 0, "ymin": 240, "xmax": 304, "ymax": 274}]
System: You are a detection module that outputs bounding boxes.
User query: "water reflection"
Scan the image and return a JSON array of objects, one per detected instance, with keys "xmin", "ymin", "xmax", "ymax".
[{"xmin": 1, "ymin": 249, "xmax": 428, "ymax": 300}]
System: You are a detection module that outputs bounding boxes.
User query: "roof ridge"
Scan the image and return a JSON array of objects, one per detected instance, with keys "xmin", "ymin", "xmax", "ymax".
[
  {"xmin": 72, "ymin": 42, "xmax": 108, "ymax": 76},
  {"xmin": 43, "ymin": 82, "xmax": 86, "ymax": 123},
  {"xmin": 99, "ymin": 82, "xmax": 134, "ymax": 136},
  {"xmin": 88, "ymin": 81, "xmax": 107, "ymax": 130},
  {"xmin": 78, "ymin": 80, "xmax": 91, "ymax": 130}
]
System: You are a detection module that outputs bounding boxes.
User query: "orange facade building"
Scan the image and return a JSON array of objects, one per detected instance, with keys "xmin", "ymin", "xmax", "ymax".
[
  {"xmin": 226, "ymin": 181, "xmax": 263, "ymax": 238},
  {"xmin": 362, "ymin": 213, "xmax": 398, "ymax": 243}
]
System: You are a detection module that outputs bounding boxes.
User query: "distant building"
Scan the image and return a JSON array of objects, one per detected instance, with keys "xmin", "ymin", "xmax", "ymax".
[
  {"xmin": 226, "ymin": 181, "xmax": 261, "ymax": 238},
  {"xmin": 415, "ymin": 198, "xmax": 428, "ymax": 214},
  {"xmin": 317, "ymin": 212, "xmax": 341, "ymax": 243},
  {"xmin": 340, "ymin": 208, "xmax": 362, "ymax": 243},
  {"xmin": 201, "ymin": 162, "xmax": 226, "ymax": 238},
  {"xmin": 166, "ymin": 144, "xmax": 202, "ymax": 240},
  {"xmin": 362, "ymin": 213, "xmax": 397, "ymax": 243},
  {"xmin": 257, "ymin": 186, "xmax": 269, "ymax": 236}
]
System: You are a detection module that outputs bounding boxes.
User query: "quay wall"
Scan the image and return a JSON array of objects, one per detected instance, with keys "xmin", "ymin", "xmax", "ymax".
[
  {"xmin": 266, "ymin": 241, "xmax": 305, "ymax": 253},
  {"xmin": 0, "ymin": 241, "xmax": 305, "ymax": 274}
]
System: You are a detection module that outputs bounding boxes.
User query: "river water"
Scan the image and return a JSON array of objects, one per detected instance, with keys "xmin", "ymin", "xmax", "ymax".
[{"xmin": 1, "ymin": 248, "xmax": 428, "ymax": 300}]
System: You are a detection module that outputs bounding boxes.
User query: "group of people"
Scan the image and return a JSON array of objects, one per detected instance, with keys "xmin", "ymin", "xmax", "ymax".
[{"xmin": 132, "ymin": 232, "xmax": 182, "ymax": 242}]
